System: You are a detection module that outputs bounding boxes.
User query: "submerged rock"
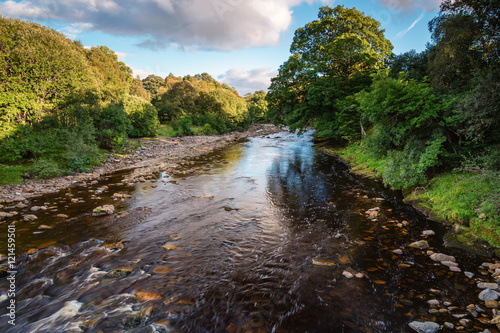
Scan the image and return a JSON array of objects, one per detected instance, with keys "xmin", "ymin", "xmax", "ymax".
[
  {"xmin": 312, "ymin": 258, "xmax": 336, "ymax": 267},
  {"xmin": 430, "ymin": 253, "xmax": 456, "ymax": 263},
  {"xmin": 408, "ymin": 321, "xmax": 441, "ymax": 333},
  {"xmin": 92, "ymin": 205, "xmax": 114, "ymax": 216}
]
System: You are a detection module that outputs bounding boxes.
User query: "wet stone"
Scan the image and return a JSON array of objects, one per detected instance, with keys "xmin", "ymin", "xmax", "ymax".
[
  {"xmin": 342, "ymin": 271, "xmax": 354, "ymax": 279},
  {"xmin": 478, "ymin": 282, "xmax": 499, "ymax": 290},
  {"xmin": 479, "ymin": 288, "xmax": 500, "ymax": 301},
  {"xmin": 92, "ymin": 205, "xmax": 114, "ymax": 216},
  {"xmin": 430, "ymin": 253, "xmax": 456, "ymax": 263},
  {"xmin": 485, "ymin": 300, "xmax": 500, "ymax": 309},
  {"xmin": 421, "ymin": 230, "xmax": 436, "ymax": 237},
  {"xmin": 408, "ymin": 321, "xmax": 441, "ymax": 333},
  {"xmin": 408, "ymin": 240, "xmax": 429, "ymax": 250},
  {"xmin": 23, "ymin": 214, "xmax": 38, "ymax": 221},
  {"xmin": 427, "ymin": 299, "xmax": 440, "ymax": 305}
]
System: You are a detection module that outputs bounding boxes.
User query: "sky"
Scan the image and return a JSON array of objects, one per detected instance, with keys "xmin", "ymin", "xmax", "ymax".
[{"xmin": 0, "ymin": 0, "xmax": 443, "ymax": 95}]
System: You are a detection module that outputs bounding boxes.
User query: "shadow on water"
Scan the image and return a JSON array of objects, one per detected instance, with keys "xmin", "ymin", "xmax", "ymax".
[{"xmin": 0, "ymin": 131, "xmax": 495, "ymax": 332}]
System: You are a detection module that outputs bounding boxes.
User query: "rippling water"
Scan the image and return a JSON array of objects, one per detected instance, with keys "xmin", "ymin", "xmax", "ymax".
[{"xmin": 0, "ymin": 131, "xmax": 491, "ymax": 332}]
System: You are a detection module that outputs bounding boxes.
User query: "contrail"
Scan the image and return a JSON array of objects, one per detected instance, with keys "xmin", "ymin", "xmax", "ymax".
[{"xmin": 395, "ymin": 11, "xmax": 425, "ymax": 39}]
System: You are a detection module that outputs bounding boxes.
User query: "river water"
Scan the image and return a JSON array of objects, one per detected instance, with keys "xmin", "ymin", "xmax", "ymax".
[{"xmin": 0, "ymin": 131, "xmax": 495, "ymax": 332}]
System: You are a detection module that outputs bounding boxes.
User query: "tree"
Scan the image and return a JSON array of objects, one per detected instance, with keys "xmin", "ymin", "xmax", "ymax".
[
  {"xmin": 142, "ymin": 74, "xmax": 164, "ymax": 100},
  {"xmin": 245, "ymin": 90, "xmax": 268, "ymax": 122},
  {"xmin": 266, "ymin": 5, "xmax": 392, "ymax": 141},
  {"xmin": 427, "ymin": 0, "xmax": 500, "ymax": 90},
  {"xmin": 387, "ymin": 49, "xmax": 429, "ymax": 81}
]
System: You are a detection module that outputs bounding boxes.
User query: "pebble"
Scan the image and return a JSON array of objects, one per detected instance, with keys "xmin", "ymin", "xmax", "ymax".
[
  {"xmin": 444, "ymin": 322, "xmax": 454, "ymax": 329},
  {"xmin": 427, "ymin": 299, "xmax": 440, "ymax": 305},
  {"xmin": 465, "ymin": 272, "xmax": 474, "ymax": 279},
  {"xmin": 393, "ymin": 249, "xmax": 403, "ymax": 255},
  {"xmin": 92, "ymin": 205, "xmax": 114, "ymax": 216}
]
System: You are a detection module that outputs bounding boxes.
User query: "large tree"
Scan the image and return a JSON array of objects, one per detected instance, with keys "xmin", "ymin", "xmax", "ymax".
[{"xmin": 266, "ymin": 5, "xmax": 392, "ymax": 141}]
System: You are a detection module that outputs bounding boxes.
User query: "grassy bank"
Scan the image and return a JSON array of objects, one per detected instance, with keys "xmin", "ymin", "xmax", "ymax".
[{"xmin": 321, "ymin": 142, "xmax": 500, "ymax": 250}]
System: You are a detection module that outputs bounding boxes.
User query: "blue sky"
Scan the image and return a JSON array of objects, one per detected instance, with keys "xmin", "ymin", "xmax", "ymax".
[{"xmin": 0, "ymin": 0, "xmax": 442, "ymax": 95}]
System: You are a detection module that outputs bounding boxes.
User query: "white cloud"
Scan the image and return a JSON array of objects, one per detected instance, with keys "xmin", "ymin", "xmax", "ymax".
[
  {"xmin": 0, "ymin": 0, "xmax": 332, "ymax": 51},
  {"xmin": 132, "ymin": 68, "xmax": 151, "ymax": 79},
  {"xmin": 219, "ymin": 67, "xmax": 278, "ymax": 95},
  {"xmin": 395, "ymin": 11, "xmax": 425, "ymax": 39}
]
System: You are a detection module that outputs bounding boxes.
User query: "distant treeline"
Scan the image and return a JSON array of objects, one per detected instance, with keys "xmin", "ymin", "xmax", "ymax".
[{"xmin": 0, "ymin": 16, "xmax": 267, "ymax": 181}]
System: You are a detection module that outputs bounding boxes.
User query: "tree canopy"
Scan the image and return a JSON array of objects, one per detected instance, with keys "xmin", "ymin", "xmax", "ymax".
[{"xmin": 266, "ymin": 5, "xmax": 392, "ymax": 141}]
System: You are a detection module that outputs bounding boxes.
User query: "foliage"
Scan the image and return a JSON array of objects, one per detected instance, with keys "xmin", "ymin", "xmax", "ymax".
[
  {"xmin": 427, "ymin": 0, "xmax": 500, "ymax": 91},
  {"xmin": 154, "ymin": 73, "xmax": 249, "ymax": 132},
  {"xmin": 30, "ymin": 158, "xmax": 65, "ymax": 178},
  {"xmin": 267, "ymin": 5, "xmax": 393, "ymax": 141},
  {"xmin": 245, "ymin": 90, "xmax": 268, "ymax": 122},
  {"xmin": 454, "ymin": 69, "xmax": 500, "ymax": 144},
  {"xmin": 387, "ymin": 49, "xmax": 429, "ymax": 81},
  {"xmin": 142, "ymin": 74, "xmax": 165, "ymax": 100},
  {"xmin": 122, "ymin": 95, "xmax": 159, "ymax": 138},
  {"xmin": 93, "ymin": 104, "xmax": 131, "ymax": 149}
]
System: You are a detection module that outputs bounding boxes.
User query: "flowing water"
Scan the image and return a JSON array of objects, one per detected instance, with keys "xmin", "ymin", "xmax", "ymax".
[{"xmin": 0, "ymin": 131, "xmax": 495, "ymax": 332}]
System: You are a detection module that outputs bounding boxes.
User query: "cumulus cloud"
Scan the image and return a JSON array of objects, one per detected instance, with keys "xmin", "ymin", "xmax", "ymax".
[
  {"xmin": 378, "ymin": 0, "xmax": 442, "ymax": 14},
  {"xmin": 0, "ymin": 0, "xmax": 332, "ymax": 51},
  {"xmin": 219, "ymin": 67, "xmax": 278, "ymax": 95}
]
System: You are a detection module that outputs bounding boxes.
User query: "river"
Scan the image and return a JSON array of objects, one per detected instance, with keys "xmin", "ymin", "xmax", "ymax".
[{"xmin": 0, "ymin": 131, "xmax": 496, "ymax": 332}]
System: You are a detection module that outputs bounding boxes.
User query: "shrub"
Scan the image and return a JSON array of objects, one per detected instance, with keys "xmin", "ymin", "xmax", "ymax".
[
  {"xmin": 30, "ymin": 158, "xmax": 65, "ymax": 178},
  {"xmin": 94, "ymin": 104, "xmax": 131, "ymax": 149}
]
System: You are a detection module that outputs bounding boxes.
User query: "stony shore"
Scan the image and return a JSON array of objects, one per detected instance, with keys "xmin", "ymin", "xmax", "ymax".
[{"xmin": 0, "ymin": 124, "xmax": 281, "ymax": 202}]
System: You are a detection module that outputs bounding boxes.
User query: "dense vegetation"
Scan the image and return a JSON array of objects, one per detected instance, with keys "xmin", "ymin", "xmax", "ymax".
[
  {"xmin": 267, "ymin": 2, "xmax": 500, "ymax": 247},
  {"xmin": 0, "ymin": 16, "xmax": 266, "ymax": 183}
]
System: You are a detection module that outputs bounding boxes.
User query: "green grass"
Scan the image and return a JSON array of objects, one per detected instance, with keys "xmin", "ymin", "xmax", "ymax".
[
  {"xmin": 156, "ymin": 124, "xmax": 178, "ymax": 137},
  {"xmin": 331, "ymin": 142, "xmax": 388, "ymax": 179},
  {"xmin": 0, "ymin": 164, "xmax": 30, "ymax": 185},
  {"xmin": 414, "ymin": 171, "xmax": 500, "ymax": 247},
  {"xmin": 156, "ymin": 124, "xmax": 209, "ymax": 137}
]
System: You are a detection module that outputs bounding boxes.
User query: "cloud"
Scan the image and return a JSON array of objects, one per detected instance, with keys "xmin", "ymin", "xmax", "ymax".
[
  {"xmin": 395, "ymin": 11, "xmax": 425, "ymax": 38},
  {"xmin": 219, "ymin": 67, "xmax": 278, "ymax": 95},
  {"xmin": 378, "ymin": 0, "xmax": 442, "ymax": 14},
  {"xmin": 0, "ymin": 0, "xmax": 331, "ymax": 51}
]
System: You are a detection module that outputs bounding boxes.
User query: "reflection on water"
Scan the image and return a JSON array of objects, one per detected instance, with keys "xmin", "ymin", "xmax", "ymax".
[{"xmin": 0, "ymin": 131, "xmax": 491, "ymax": 332}]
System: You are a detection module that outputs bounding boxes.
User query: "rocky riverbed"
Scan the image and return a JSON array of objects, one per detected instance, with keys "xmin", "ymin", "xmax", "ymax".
[{"xmin": 0, "ymin": 124, "xmax": 281, "ymax": 202}]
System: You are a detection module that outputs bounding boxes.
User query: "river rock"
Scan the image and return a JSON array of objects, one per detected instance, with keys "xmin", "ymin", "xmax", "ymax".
[
  {"xmin": 479, "ymin": 288, "xmax": 500, "ymax": 301},
  {"xmin": 30, "ymin": 206, "xmax": 41, "ymax": 211},
  {"xmin": 430, "ymin": 253, "xmax": 456, "ymax": 263},
  {"xmin": 408, "ymin": 321, "xmax": 441, "ymax": 333},
  {"xmin": 478, "ymin": 282, "xmax": 499, "ymax": 290},
  {"xmin": 441, "ymin": 260, "xmax": 458, "ymax": 267},
  {"xmin": 408, "ymin": 240, "xmax": 429, "ymax": 250},
  {"xmin": 485, "ymin": 300, "xmax": 500, "ymax": 308},
  {"xmin": 342, "ymin": 271, "xmax": 354, "ymax": 279},
  {"xmin": 393, "ymin": 249, "xmax": 404, "ymax": 255},
  {"xmin": 92, "ymin": 205, "xmax": 114, "ymax": 216},
  {"xmin": 15, "ymin": 203, "xmax": 27, "ymax": 209},
  {"xmin": 38, "ymin": 225, "xmax": 52, "ymax": 230},
  {"xmin": 0, "ymin": 212, "xmax": 14, "ymax": 219},
  {"xmin": 312, "ymin": 258, "xmax": 336, "ymax": 267},
  {"xmin": 57, "ymin": 214, "xmax": 69, "ymax": 218},
  {"xmin": 23, "ymin": 214, "xmax": 38, "ymax": 221},
  {"xmin": 422, "ymin": 230, "xmax": 436, "ymax": 237}
]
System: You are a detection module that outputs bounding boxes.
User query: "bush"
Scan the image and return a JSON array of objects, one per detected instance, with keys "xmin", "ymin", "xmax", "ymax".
[
  {"xmin": 94, "ymin": 104, "xmax": 131, "ymax": 149},
  {"xmin": 172, "ymin": 116, "xmax": 194, "ymax": 136},
  {"xmin": 30, "ymin": 158, "xmax": 65, "ymax": 178}
]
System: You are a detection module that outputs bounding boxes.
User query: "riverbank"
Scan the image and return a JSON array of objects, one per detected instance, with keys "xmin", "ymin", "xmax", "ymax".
[
  {"xmin": 316, "ymin": 142, "xmax": 500, "ymax": 256},
  {"xmin": 0, "ymin": 124, "xmax": 281, "ymax": 202}
]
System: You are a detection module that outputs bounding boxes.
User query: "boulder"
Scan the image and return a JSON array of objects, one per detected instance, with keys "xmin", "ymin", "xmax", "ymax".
[{"xmin": 479, "ymin": 288, "xmax": 500, "ymax": 301}]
